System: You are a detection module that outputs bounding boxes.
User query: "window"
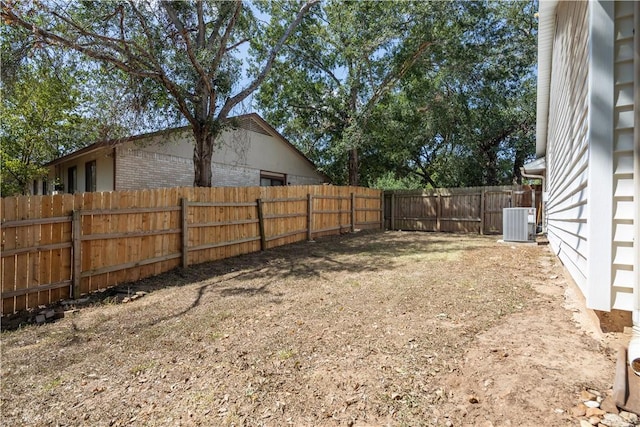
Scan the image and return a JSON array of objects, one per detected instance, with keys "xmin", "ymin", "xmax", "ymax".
[
  {"xmin": 68, "ymin": 166, "xmax": 77, "ymax": 193},
  {"xmin": 33, "ymin": 180, "xmax": 39, "ymax": 195},
  {"xmin": 260, "ymin": 171, "xmax": 286, "ymax": 186},
  {"xmin": 42, "ymin": 179, "xmax": 48, "ymax": 195},
  {"xmin": 85, "ymin": 160, "xmax": 97, "ymax": 192}
]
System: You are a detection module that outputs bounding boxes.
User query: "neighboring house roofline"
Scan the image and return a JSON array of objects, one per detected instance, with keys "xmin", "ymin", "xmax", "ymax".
[
  {"xmin": 536, "ymin": 0, "xmax": 559, "ymax": 158},
  {"xmin": 45, "ymin": 113, "xmax": 329, "ymax": 182},
  {"xmin": 45, "ymin": 126, "xmax": 188, "ymax": 167},
  {"xmin": 233, "ymin": 113, "xmax": 331, "ymax": 183}
]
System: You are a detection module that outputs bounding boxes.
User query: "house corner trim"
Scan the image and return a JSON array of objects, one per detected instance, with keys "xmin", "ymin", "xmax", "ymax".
[{"xmin": 586, "ymin": 0, "xmax": 615, "ymax": 311}]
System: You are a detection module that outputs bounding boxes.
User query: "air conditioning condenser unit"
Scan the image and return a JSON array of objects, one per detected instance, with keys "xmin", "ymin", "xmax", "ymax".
[{"xmin": 503, "ymin": 207, "xmax": 536, "ymax": 242}]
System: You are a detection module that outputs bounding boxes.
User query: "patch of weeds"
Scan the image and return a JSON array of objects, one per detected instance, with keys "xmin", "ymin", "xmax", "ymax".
[
  {"xmin": 277, "ymin": 349, "xmax": 296, "ymax": 360},
  {"xmin": 401, "ymin": 392, "xmax": 422, "ymax": 408},
  {"xmin": 101, "ymin": 295, "xmax": 119, "ymax": 306},
  {"xmin": 43, "ymin": 377, "xmax": 63, "ymax": 391},
  {"xmin": 216, "ymin": 311, "xmax": 232, "ymax": 321},
  {"xmin": 193, "ymin": 391, "xmax": 217, "ymax": 405},
  {"xmin": 129, "ymin": 361, "xmax": 156, "ymax": 376},
  {"xmin": 208, "ymin": 330, "xmax": 223, "ymax": 340},
  {"xmin": 245, "ymin": 386, "xmax": 256, "ymax": 398}
]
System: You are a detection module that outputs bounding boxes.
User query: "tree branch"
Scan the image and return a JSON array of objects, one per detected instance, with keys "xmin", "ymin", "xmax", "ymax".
[
  {"xmin": 284, "ymin": 44, "xmax": 342, "ymax": 87},
  {"xmin": 364, "ymin": 40, "xmax": 434, "ymax": 118},
  {"xmin": 226, "ymin": 37, "xmax": 248, "ymax": 52},
  {"xmin": 1, "ymin": 2, "xmax": 197, "ymax": 125},
  {"xmin": 161, "ymin": 2, "xmax": 187, "ymax": 34},
  {"xmin": 164, "ymin": 1, "xmax": 214, "ymax": 105},
  {"xmin": 220, "ymin": 0, "xmax": 320, "ymax": 118},
  {"xmin": 206, "ymin": 1, "xmax": 235, "ymax": 49},
  {"xmin": 210, "ymin": 0, "xmax": 242, "ymax": 80},
  {"xmin": 196, "ymin": 1, "xmax": 205, "ymax": 48}
]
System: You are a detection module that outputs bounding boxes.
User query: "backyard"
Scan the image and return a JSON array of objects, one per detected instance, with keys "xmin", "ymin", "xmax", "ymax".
[{"xmin": 1, "ymin": 231, "xmax": 616, "ymax": 426}]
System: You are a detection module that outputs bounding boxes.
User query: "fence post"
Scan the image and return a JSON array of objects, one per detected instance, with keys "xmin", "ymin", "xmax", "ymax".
[
  {"xmin": 380, "ymin": 191, "xmax": 385, "ymax": 230},
  {"xmin": 72, "ymin": 210, "xmax": 81, "ymax": 299},
  {"xmin": 307, "ymin": 194, "xmax": 313, "ymax": 241},
  {"xmin": 390, "ymin": 192, "xmax": 395, "ymax": 230},
  {"xmin": 257, "ymin": 198, "xmax": 266, "ymax": 250},
  {"xmin": 181, "ymin": 198, "xmax": 189, "ymax": 268},
  {"xmin": 350, "ymin": 192, "xmax": 356, "ymax": 232},
  {"xmin": 480, "ymin": 190, "xmax": 485, "ymax": 235},
  {"xmin": 436, "ymin": 193, "xmax": 441, "ymax": 232}
]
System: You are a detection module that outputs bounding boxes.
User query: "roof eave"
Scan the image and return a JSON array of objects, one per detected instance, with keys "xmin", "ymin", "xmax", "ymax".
[
  {"xmin": 45, "ymin": 126, "xmax": 189, "ymax": 167},
  {"xmin": 536, "ymin": 0, "xmax": 559, "ymax": 158},
  {"xmin": 243, "ymin": 113, "xmax": 332, "ymax": 183},
  {"xmin": 523, "ymin": 156, "xmax": 546, "ymax": 175}
]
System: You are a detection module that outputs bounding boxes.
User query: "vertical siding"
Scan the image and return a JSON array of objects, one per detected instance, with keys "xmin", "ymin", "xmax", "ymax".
[
  {"xmin": 611, "ymin": 1, "xmax": 637, "ymax": 309},
  {"xmin": 546, "ymin": 1, "xmax": 590, "ymax": 293}
]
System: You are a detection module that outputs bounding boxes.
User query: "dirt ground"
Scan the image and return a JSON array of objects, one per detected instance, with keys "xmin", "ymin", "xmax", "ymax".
[{"xmin": 0, "ymin": 231, "xmax": 620, "ymax": 426}]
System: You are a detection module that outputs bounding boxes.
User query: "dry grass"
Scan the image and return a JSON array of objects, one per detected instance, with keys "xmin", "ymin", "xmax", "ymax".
[{"xmin": 0, "ymin": 231, "xmax": 613, "ymax": 426}]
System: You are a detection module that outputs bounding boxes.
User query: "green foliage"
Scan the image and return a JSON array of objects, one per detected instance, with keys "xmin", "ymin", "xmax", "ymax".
[
  {"xmin": 369, "ymin": 172, "xmax": 424, "ymax": 191},
  {"xmin": 2, "ymin": 0, "xmax": 537, "ymax": 192},
  {"xmin": 366, "ymin": 0, "xmax": 538, "ymax": 188},
  {"xmin": 257, "ymin": 0, "xmax": 454, "ymax": 185},
  {"xmin": 2, "ymin": 0, "xmax": 318, "ymax": 187},
  {"xmin": 0, "ymin": 57, "xmax": 102, "ymax": 196},
  {"xmin": 258, "ymin": 0, "xmax": 538, "ymax": 188}
]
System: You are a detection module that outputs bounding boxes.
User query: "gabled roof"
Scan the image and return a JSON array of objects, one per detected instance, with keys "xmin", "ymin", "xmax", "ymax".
[
  {"xmin": 46, "ymin": 113, "xmax": 328, "ymax": 181},
  {"xmin": 535, "ymin": 0, "xmax": 559, "ymax": 158},
  {"xmin": 45, "ymin": 126, "xmax": 187, "ymax": 167},
  {"xmin": 233, "ymin": 113, "xmax": 329, "ymax": 180}
]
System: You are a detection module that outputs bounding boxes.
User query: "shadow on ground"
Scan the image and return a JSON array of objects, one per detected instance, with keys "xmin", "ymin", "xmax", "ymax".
[{"xmin": 1, "ymin": 230, "xmax": 496, "ymax": 331}]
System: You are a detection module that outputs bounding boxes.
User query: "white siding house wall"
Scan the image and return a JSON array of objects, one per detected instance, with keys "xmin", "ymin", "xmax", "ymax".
[
  {"xmin": 611, "ymin": 1, "xmax": 637, "ymax": 310},
  {"xmin": 539, "ymin": 0, "xmax": 638, "ymax": 314},
  {"xmin": 546, "ymin": 1, "xmax": 590, "ymax": 294},
  {"xmin": 635, "ymin": 0, "xmax": 640, "ymax": 316}
]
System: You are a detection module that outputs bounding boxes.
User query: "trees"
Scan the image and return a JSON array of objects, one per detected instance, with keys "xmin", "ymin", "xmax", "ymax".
[
  {"xmin": 258, "ymin": 0, "xmax": 537, "ymax": 188},
  {"xmin": 257, "ymin": 1, "xmax": 451, "ymax": 185},
  {"xmin": 2, "ymin": 0, "xmax": 537, "ymax": 192},
  {"xmin": 2, "ymin": 0, "xmax": 318, "ymax": 187},
  {"xmin": 1, "ymin": 64, "xmax": 89, "ymax": 195},
  {"xmin": 367, "ymin": 0, "xmax": 538, "ymax": 189},
  {"xmin": 0, "ymin": 22, "xmax": 106, "ymax": 196}
]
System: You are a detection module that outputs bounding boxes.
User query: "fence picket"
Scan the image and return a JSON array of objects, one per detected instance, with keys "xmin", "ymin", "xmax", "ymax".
[
  {"xmin": 384, "ymin": 185, "xmax": 538, "ymax": 234},
  {"xmin": 1, "ymin": 185, "xmax": 382, "ymax": 315}
]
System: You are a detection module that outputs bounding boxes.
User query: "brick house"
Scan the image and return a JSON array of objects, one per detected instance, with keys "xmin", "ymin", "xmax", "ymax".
[{"xmin": 39, "ymin": 113, "xmax": 328, "ymax": 194}]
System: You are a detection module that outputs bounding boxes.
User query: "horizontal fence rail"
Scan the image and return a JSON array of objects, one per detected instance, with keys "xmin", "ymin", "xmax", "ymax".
[
  {"xmin": 1, "ymin": 185, "xmax": 382, "ymax": 315},
  {"xmin": 384, "ymin": 185, "xmax": 542, "ymax": 235}
]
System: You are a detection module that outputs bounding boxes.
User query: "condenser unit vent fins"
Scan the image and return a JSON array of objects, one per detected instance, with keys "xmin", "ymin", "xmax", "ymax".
[{"xmin": 503, "ymin": 208, "xmax": 536, "ymax": 242}]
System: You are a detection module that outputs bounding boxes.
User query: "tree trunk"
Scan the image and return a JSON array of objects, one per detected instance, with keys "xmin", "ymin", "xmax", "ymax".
[
  {"xmin": 484, "ymin": 155, "xmax": 499, "ymax": 186},
  {"xmin": 513, "ymin": 148, "xmax": 525, "ymax": 185},
  {"xmin": 193, "ymin": 128, "xmax": 214, "ymax": 187},
  {"xmin": 348, "ymin": 147, "xmax": 359, "ymax": 186}
]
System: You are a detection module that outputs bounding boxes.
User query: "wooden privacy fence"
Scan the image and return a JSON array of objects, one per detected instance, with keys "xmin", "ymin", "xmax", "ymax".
[
  {"xmin": 1, "ymin": 185, "xmax": 382, "ymax": 315},
  {"xmin": 384, "ymin": 185, "xmax": 541, "ymax": 234}
]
